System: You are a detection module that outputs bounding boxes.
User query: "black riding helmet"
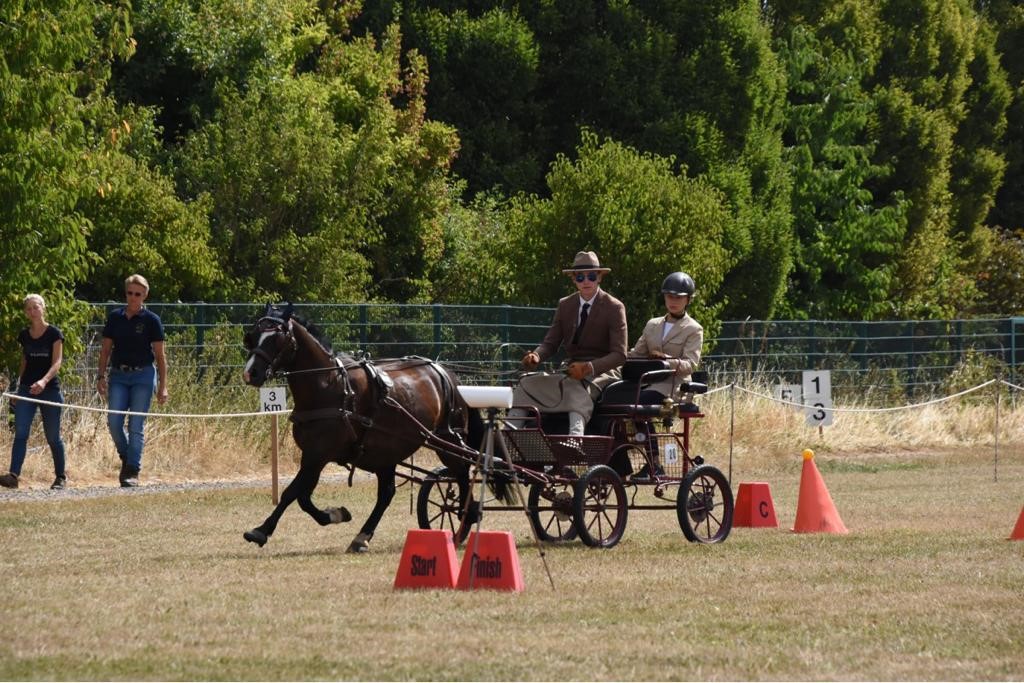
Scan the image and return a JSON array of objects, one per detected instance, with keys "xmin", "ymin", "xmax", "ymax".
[{"xmin": 661, "ymin": 271, "xmax": 696, "ymax": 297}]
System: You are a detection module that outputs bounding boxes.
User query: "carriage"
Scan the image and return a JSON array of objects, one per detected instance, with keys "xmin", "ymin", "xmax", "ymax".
[
  {"xmin": 413, "ymin": 360, "xmax": 734, "ymax": 549},
  {"xmin": 240, "ymin": 305, "xmax": 733, "ymax": 553}
]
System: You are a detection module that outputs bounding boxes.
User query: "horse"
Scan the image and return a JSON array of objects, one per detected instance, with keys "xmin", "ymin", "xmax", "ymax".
[{"xmin": 240, "ymin": 303, "xmax": 483, "ymax": 553}]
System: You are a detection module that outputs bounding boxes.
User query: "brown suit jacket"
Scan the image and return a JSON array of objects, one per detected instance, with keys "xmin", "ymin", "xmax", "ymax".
[{"xmin": 534, "ymin": 289, "xmax": 627, "ymax": 377}]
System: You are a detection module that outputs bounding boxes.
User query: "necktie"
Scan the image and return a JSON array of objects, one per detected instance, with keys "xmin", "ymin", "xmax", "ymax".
[{"xmin": 572, "ymin": 303, "xmax": 590, "ymax": 345}]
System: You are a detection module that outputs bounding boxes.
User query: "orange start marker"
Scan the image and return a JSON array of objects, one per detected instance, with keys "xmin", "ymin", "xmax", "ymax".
[
  {"xmin": 456, "ymin": 530, "xmax": 524, "ymax": 592},
  {"xmin": 792, "ymin": 449, "xmax": 849, "ymax": 534},
  {"xmin": 733, "ymin": 482, "xmax": 779, "ymax": 528},
  {"xmin": 1009, "ymin": 506, "xmax": 1024, "ymax": 541},
  {"xmin": 393, "ymin": 529, "xmax": 460, "ymax": 590}
]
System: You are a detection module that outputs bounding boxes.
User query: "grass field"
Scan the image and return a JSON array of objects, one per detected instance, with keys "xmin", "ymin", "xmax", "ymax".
[{"xmin": 1, "ymin": 449, "xmax": 1022, "ymax": 681}]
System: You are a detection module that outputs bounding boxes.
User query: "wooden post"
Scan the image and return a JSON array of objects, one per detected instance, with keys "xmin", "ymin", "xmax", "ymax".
[
  {"xmin": 271, "ymin": 413, "xmax": 280, "ymax": 504},
  {"xmin": 259, "ymin": 387, "xmax": 287, "ymax": 505}
]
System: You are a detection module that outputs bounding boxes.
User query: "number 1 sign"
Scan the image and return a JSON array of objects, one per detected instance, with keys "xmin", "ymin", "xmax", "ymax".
[{"xmin": 802, "ymin": 370, "xmax": 834, "ymax": 427}]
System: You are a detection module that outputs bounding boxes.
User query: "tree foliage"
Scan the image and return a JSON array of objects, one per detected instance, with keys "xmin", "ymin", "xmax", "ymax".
[
  {"xmin": 503, "ymin": 132, "xmax": 735, "ymax": 337},
  {"xmin": 772, "ymin": 1, "xmax": 909, "ymax": 319},
  {"xmin": 0, "ymin": 0, "xmax": 135, "ymax": 374},
  {"xmin": 1, "ymin": 0, "xmax": 1022, "ymax": 348}
]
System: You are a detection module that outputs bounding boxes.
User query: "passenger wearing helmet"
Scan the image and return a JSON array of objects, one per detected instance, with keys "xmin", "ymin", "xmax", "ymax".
[
  {"xmin": 629, "ymin": 272, "xmax": 702, "ymax": 391},
  {"xmin": 627, "ymin": 272, "xmax": 703, "ymax": 479}
]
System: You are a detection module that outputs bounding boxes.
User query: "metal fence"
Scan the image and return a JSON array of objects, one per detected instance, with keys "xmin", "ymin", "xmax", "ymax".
[
  {"xmin": 706, "ymin": 318, "xmax": 1023, "ymax": 398},
  {"xmin": 73, "ymin": 303, "xmax": 1022, "ymax": 404}
]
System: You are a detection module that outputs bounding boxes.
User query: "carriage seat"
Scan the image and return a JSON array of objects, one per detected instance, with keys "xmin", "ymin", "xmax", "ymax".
[
  {"xmin": 514, "ymin": 362, "xmax": 708, "ymax": 434},
  {"xmin": 594, "ymin": 361, "xmax": 708, "ymax": 418}
]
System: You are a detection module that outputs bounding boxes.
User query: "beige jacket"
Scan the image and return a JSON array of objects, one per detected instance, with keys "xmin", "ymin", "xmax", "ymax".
[{"xmin": 628, "ymin": 313, "xmax": 703, "ymax": 398}]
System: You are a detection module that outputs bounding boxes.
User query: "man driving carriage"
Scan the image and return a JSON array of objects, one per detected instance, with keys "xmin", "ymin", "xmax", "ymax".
[{"xmin": 511, "ymin": 250, "xmax": 628, "ymax": 435}]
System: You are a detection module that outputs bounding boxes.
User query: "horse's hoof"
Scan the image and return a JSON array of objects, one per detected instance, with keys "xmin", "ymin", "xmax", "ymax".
[
  {"xmin": 346, "ymin": 540, "xmax": 370, "ymax": 553},
  {"xmin": 346, "ymin": 531, "xmax": 372, "ymax": 553},
  {"xmin": 326, "ymin": 507, "xmax": 352, "ymax": 524},
  {"xmin": 243, "ymin": 529, "xmax": 268, "ymax": 547}
]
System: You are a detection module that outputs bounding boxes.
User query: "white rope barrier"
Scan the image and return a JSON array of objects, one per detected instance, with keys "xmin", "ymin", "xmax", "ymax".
[
  {"xmin": 0, "ymin": 392, "xmax": 290, "ymax": 419},
  {"xmin": 1001, "ymin": 379, "xmax": 1024, "ymax": 393},
  {"xmin": 732, "ymin": 379, "xmax": 997, "ymax": 413},
  {"xmin": 0, "ymin": 377, "xmax": 1013, "ymax": 422}
]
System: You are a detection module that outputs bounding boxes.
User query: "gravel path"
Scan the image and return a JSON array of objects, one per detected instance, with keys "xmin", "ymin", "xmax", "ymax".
[{"xmin": 0, "ymin": 472, "xmax": 360, "ymax": 504}]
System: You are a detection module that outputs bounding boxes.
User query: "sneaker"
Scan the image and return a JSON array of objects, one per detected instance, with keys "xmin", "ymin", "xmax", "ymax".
[
  {"xmin": 120, "ymin": 469, "xmax": 140, "ymax": 488},
  {"xmin": 50, "ymin": 476, "xmax": 66, "ymax": 490},
  {"xmin": 0, "ymin": 472, "xmax": 18, "ymax": 489},
  {"xmin": 631, "ymin": 464, "xmax": 666, "ymax": 481}
]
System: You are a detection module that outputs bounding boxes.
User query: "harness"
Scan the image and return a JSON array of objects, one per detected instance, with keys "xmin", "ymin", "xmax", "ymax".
[{"xmin": 245, "ymin": 318, "xmax": 462, "ymax": 480}]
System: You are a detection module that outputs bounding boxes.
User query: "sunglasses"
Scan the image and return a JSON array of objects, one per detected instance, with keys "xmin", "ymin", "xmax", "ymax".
[
  {"xmin": 574, "ymin": 272, "xmax": 599, "ymax": 283},
  {"xmin": 126, "ymin": 291, "xmax": 144, "ymax": 297}
]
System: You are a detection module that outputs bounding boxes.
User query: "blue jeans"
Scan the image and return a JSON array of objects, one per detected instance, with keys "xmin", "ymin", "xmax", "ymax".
[
  {"xmin": 10, "ymin": 384, "xmax": 66, "ymax": 477},
  {"xmin": 106, "ymin": 366, "xmax": 156, "ymax": 472}
]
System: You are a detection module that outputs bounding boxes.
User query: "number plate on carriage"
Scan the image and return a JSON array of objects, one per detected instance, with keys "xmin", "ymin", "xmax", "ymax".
[{"xmin": 663, "ymin": 441, "xmax": 679, "ymax": 465}]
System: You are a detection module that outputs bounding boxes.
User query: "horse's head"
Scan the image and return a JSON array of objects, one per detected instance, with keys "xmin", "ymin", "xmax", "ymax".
[{"xmin": 242, "ymin": 303, "xmax": 297, "ymax": 387}]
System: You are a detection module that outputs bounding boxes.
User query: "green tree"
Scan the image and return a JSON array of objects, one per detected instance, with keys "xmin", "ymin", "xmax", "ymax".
[
  {"xmin": 983, "ymin": 0, "xmax": 1024, "ymax": 233},
  {"xmin": 74, "ymin": 106, "xmax": 219, "ymax": 302},
  {"xmin": 868, "ymin": 0, "xmax": 993, "ymax": 316},
  {"xmin": 771, "ymin": 2, "xmax": 910, "ymax": 319},
  {"xmin": 404, "ymin": 7, "xmax": 542, "ymax": 195},
  {"xmin": 0, "ymin": 0, "xmax": 134, "ymax": 374},
  {"xmin": 175, "ymin": 22, "xmax": 460, "ymax": 303},
  {"xmin": 973, "ymin": 228, "xmax": 1024, "ymax": 315},
  {"xmin": 112, "ymin": 0, "xmax": 331, "ymax": 143},
  {"xmin": 372, "ymin": 0, "xmax": 794, "ymax": 317},
  {"xmin": 504, "ymin": 132, "xmax": 735, "ymax": 337}
]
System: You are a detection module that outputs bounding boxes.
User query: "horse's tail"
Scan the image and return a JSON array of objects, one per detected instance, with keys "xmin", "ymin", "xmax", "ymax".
[{"xmin": 466, "ymin": 404, "xmax": 485, "ymax": 450}]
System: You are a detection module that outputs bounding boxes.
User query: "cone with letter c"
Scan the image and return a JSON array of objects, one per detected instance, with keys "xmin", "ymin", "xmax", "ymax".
[{"xmin": 792, "ymin": 449, "xmax": 848, "ymax": 534}]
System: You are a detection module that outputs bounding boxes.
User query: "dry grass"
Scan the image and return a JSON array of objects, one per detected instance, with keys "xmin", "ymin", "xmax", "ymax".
[
  {"xmin": 1, "ymin": 376, "xmax": 1022, "ymax": 679},
  {"xmin": 2, "ymin": 379, "xmax": 1019, "ymax": 487},
  {"xmin": 1, "ymin": 452, "xmax": 1023, "ymax": 681}
]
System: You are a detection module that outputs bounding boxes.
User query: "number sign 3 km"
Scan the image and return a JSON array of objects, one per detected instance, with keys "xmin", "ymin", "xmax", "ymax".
[
  {"xmin": 259, "ymin": 387, "xmax": 287, "ymax": 413},
  {"xmin": 801, "ymin": 370, "xmax": 834, "ymax": 427}
]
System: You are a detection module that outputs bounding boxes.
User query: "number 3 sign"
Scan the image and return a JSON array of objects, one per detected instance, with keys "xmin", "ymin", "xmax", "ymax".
[{"xmin": 802, "ymin": 370, "xmax": 834, "ymax": 427}]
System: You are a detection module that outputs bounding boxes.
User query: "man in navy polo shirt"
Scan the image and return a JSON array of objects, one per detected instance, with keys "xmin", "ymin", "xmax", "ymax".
[{"xmin": 96, "ymin": 274, "xmax": 169, "ymax": 487}]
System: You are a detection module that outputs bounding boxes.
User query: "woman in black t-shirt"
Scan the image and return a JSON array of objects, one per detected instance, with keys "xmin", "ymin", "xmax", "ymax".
[{"xmin": 1, "ymin": 294, "xmax": 67, "ymax": 490}]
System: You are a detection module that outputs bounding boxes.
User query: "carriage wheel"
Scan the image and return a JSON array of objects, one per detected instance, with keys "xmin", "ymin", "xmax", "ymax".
[
  {"xmin": 527, "ymin": 482, "xmax": 578, "ymax": 543},
  {"xmin": 572, "ymin": 465, "xmax": 628, "ymax": 548},
  {"xmin": 416, "ymin": 466, "xmax": 471, "ymax": 543},
  {"xmin": 676, "ymin": 465, "xmax": 733, "ymax": 544}
]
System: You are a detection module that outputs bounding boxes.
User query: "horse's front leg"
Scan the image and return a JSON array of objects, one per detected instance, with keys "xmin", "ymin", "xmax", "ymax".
[
  {"xmin": 347, "ymin": 464, "xmax": 396, "ymax": 553},
  {"xmin": 296, "ymin": 461, "xmax": 352, "ymax": 527},
  {"xmin": 244, "ymin": 464, "xmax": 318, "ymax": 547}
]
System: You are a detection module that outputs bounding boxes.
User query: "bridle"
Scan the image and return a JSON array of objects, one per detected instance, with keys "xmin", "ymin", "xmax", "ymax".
[
  {"xmin": 245, "ymin": 315, "xmax": 359, "ymax": 411},
  {"xmin": 245, "ymin": 316, "xmax": 298, "ymax": 380}
]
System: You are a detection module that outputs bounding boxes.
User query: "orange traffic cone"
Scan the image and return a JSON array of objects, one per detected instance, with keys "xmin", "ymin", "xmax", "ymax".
[
  {"xmin": 456, "ymin": 530, "xmax": 524, "ymax": 592},
  {"xmin": 733, "ymin": 482, "xmax": 779, "ymax": 528},
  {"xmin": 792, "ymin": 449, "xmax": 848, "ymax": 534},
  {"xmin": 394, "ymin": 529, "xmax": 460, "ymax": 590},
  {"xmin": 1009, "ymin": 506, "xmax": 1024, "ymax": 541}
]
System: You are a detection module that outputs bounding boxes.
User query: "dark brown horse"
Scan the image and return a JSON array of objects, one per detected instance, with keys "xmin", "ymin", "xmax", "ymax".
[{"xmin": 241, "ymin": 304, "xmax": 481, "ymax": 552}]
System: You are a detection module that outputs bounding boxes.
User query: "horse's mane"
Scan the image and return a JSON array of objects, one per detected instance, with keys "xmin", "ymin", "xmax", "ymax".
[
  {"xmin": 264, "ymin": 303, "xmax": 333, "ymax": 355},
  {"xmin": 290, "ymin": 314, "xmax": 333, "ymax": 354}
]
